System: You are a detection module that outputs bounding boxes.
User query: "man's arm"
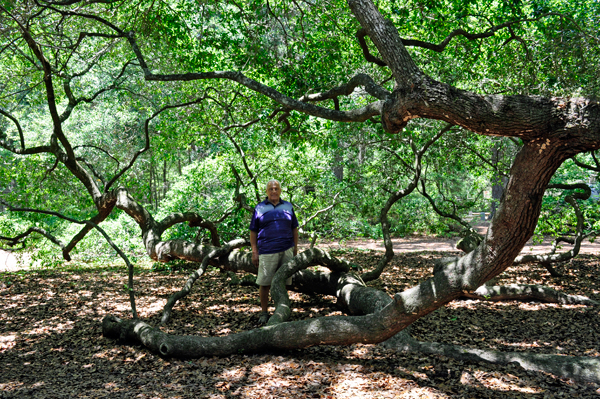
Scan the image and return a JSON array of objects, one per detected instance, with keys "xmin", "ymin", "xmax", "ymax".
[
  {"xmin": 292, "ymin": 227, "xmax": 298, "ymax": 256},
  {"xmin": 250, "ymin": 230, "xmax": 259, "ymax": 266}
]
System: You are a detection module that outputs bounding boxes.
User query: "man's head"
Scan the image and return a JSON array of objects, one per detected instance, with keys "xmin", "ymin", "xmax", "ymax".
[{"xmin": 266, "ymin": 179, "xmax": 281, "ymax": 204}]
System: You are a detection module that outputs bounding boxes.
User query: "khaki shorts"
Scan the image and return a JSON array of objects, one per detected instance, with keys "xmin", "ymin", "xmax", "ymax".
[{"xmin": 256, "ymin": 247, "xmax": 294, "ymax": 286}]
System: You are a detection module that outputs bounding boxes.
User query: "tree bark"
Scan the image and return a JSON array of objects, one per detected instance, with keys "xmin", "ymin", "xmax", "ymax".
[
  {"xmin": 463, "ymin": 284, "xmax": 599, "ymax": 305},
  {"xmin": 384, "ymin": 334, "xmax": 600, "ymax": 385}
]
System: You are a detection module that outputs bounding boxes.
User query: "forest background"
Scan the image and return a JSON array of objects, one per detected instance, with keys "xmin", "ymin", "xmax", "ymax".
[{"xmin": 2, "ymin": 0, "xmax": 600, "ymax": 269}]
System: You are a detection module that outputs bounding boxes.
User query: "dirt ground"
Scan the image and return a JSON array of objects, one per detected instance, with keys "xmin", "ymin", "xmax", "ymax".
[
  {"xmin": 311, "ymin": 235, "xmax": 600, "ymax": 255},
  {"xmin": 309, "ymin": 224, "xmax": 600, "ymax": 255},
  {"xmin": 1, "ymin": 240, "xmax": 600, "ymax": 398}
]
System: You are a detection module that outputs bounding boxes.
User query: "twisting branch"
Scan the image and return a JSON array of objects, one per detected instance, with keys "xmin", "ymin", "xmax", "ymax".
[
  {"xmin": 419, "ymin": 178, "xmax": 483, "ymax": 253},
  {"xmin": 105, "ymin": 95, "xmax": 209, "ymax": 192},
  {"xmin": 61, "ymin": 199, "xmax": 117, "ymax": 259},
  {"xmin": 119, "ymin": 30, "xmax": 385, "ymax": 122},
  {"xmin": 224, "ymin": 131, "xmax": 260, "ymax": 201},
  {"xmin": 401, "ymin": 20, "xmax": 520, "ymax": 53},
  {"xmin": 0, "ymin": 200, "xmax": 138, "ymax": 319},
  {"xmin": 300, "ymin": 192, "xmax": 342, "ymax": 228},
  {"xmin": 60, "ymin": 59, "xmax": 134, "ymax": 123},
  {"xmin": 355, "ymin": 28, "xmax": 387, "ymax": 66},
  {"xmin": 265, "ymin": 0, "xmax": 290, "ymax": 44},
  {"xmin": 188, "ymin": 218, "xmax": 221, "ymax": 247},
  {"xmin": 230, "ymin": 165, "xmax": 255, "ymax": 213},
  {"xmin": 0, "ymin": 227, "xmax": 65, "ymax": 251},
  {"xmin": 0, "ymin": 113, "xmax": 53, "ymax": 155},
  {"xmin": 74, "ymin": 144, "xmax": 121, "ymax": 168},
  {"xmin": 1, "ymin": 13, "xmax": 105, "ymax": 204},
  {"xmin": 268, "ymin": 248, "xmax": 357, "ymax": 326},
  {"xmin": 297, "ymin": 191, "xmax": 347, "ymax": 248},
  {"xmin": 160, "ymin": 239, "xmax": 248, "ymax": 325},
  {"xmin": 0, "ymin": 108, "xmax": 25, "ymax": 150},
  {"xmin": 418, "ymin": 179, "xmax": 473, "ymax": 232},
  {"xmin": 361, "ymin": 124, "xmax": 450, "ymax": 282},
  {"xmin": 572, "ymin": 150, "xmax": 600, "ymax": 172},
  {"xmin": 420, "ymin": 179, "xmax": 479, "ymax": 227},
  {"xmin": 298, "ymin": 73, "xmax": 390, "ymax": 102}
]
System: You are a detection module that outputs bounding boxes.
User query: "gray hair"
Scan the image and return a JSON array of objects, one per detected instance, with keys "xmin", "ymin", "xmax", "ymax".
[{"xmin": 266, "ymin": 179, "xmax": 281, "ymax": 189}]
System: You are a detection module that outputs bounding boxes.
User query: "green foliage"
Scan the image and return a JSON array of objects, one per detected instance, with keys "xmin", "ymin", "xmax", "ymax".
[{"xmin": 2, "ymin": 0, "xmax": 600, "ymax": 268}]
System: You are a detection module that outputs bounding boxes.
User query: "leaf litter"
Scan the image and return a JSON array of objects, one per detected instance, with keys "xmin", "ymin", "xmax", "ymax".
[{"xmin": 0, "ymin": 249, "xmax": 599, "ymax": 398}]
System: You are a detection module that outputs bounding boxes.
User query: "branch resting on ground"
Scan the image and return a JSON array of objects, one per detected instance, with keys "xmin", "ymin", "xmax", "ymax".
[
  {"xmin": 161, "ymin": 239, "xmax": 248, "ymax": 325},
  {"xmin": 103, "ymin": 248, "xmax": 599, "ymax": 384},
  {"xmin": 382, "ymin": 333, "xmax": 600, "ymax": 385}
]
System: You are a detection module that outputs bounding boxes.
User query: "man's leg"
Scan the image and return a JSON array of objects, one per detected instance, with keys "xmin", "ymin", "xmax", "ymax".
[
  {"xmin": 259, "ymin": 285, "xmax": 270, "ymax": 313},
  {"xmin": 256, "ymin": 253, "xmax": 279, "ymax": 325},
  {"xmin": 280, "ymin": 248, "xmax": 294, "ymax": 287}
]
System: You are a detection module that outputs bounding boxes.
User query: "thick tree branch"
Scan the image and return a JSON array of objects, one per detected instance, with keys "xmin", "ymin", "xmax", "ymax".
[
  {"xmin": 348, "ymin": 0, "xmax": 424, "ymax": 87},
  {"xmin": 386, "ymin": 334, "xmax": 600, "ymax": 385},
  {"xmin": 463, "ymin": 284, "xmax": 598, "ymax": 306},
  {"xmin": 161, "ymin": 239, "xmax": 248, "ymax": 324},
  {"xmin": 348, "ymin": 1, "xmax": 600, "ymax": 147},
  {"xmin": 268, "ymin": 248, "xmax": 357, "ymax": 325}
]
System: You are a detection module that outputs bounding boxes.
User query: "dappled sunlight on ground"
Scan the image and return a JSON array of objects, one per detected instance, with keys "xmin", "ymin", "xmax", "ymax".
[{"xmin": 1, "ymin": 251, "xmax": 599, "ymax": 397}]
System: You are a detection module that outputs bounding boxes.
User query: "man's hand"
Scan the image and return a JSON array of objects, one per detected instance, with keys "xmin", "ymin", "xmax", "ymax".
[
  {"xmin": 293, "ymin": 246, "xmax": 298, "ymax": 257},
  {"xmin": 252, "ymin": 250, "xmax": 259, "ymax": 266}
]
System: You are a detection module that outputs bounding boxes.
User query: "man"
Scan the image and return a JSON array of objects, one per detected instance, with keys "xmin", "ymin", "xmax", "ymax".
[{"xmin": 249, "ymin": 179, "xmax": 299, "ymax": 325}]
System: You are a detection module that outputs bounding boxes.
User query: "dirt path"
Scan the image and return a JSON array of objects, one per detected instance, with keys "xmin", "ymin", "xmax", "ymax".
[
  {"xmin": 310, "ymin": 225, "xmax": 600, "ymax": 255},
  {"xmin": 311, "ymin": 235, "xmax": 600, "ymax": 254}
]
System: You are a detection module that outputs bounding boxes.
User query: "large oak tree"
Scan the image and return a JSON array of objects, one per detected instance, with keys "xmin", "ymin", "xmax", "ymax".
[{"xmin": 1, "ymin": 0, "xmax": 600, "ymax": 384}]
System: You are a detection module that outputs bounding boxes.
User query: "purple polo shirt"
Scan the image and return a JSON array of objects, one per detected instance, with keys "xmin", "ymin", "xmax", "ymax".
[{"xmin": 249, "ymin": 198, "xmax": 299, "ymax": 255}]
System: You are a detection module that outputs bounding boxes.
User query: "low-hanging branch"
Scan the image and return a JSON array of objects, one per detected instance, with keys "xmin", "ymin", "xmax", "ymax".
[
  {"xmin": 0, "ymin": 226, "xmax": 66, "ymax": 252},
  {"xmin": 0, "ymin": 201, "xmax": 139, "ymax": 319}
]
